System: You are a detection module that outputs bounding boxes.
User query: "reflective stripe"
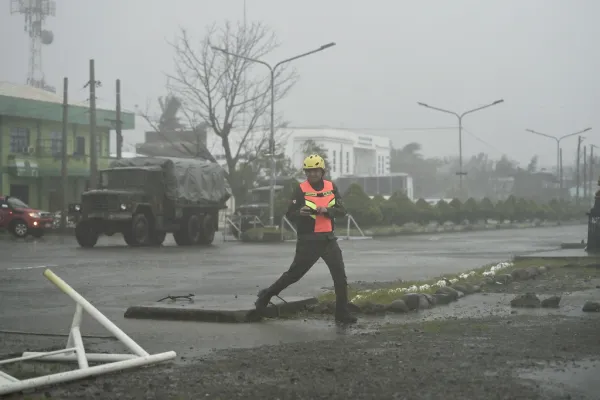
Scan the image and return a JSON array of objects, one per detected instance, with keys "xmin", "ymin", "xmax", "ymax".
[{"xmin": 304, "ymin": 201, "xmax": 318, "ymax": 220}]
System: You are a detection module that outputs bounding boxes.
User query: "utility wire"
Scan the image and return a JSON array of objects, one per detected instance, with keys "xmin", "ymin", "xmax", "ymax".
[{"xmin": 461, "ymin": 126, "xmax": 505, "ymax": 155}]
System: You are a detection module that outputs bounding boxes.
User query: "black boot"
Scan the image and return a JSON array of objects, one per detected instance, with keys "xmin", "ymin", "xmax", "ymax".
[
  {"xmin": 335, "ymin": 311, "xmax": 358, "ymax": 324},
  {"xmin": 334, "ymin": 284, "xmax": 357, "ymax": 324},
  {"xmin": 254, "ymin": 288, "xmax": 273, "ymax": 316}
]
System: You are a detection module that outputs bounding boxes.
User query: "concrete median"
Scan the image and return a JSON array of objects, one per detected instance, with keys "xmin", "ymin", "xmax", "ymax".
[{"xmin": 124, "ymin": 295, "xmax": 318, "ymax": 323}]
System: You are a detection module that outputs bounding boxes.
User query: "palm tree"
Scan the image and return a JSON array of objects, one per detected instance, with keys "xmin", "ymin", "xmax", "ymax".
[{"xmin": 157, "ymin": 95, "xmax": 184, "ymax": 132}]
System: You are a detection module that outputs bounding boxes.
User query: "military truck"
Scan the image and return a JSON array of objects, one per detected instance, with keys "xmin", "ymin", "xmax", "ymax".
[
  {"xmin": 73, "ymin": 156, "xmax": 231, "ymax": 248},
  {"xmin": 229, "ymin": 178, "xmax": 300, "ymax": 238}
]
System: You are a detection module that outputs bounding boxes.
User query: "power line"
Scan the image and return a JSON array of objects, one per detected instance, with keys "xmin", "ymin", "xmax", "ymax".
[
  {"xmin": 286, "ymin": 125, "xmax": 457, "ymax": 132},
  {"xmin": 461, "ymin": 126, "xmax": 504, "ymax": 155}
]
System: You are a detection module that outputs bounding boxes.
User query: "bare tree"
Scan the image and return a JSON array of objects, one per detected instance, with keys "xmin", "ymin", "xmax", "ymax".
[{"xmin": 164, "ymin": 20, "xmax": 298, "ymax": 200}]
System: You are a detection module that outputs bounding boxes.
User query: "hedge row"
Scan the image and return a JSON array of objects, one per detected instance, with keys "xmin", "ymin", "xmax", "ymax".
[{"xmin": 342, "ymin": 183, "xmax": 587, "ymax": 228}]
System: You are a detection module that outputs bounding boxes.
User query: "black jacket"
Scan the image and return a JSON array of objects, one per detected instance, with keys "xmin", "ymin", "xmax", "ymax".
[{"xmin": 285, "ymin": 180, "xmax": 347, "ymax": 240}]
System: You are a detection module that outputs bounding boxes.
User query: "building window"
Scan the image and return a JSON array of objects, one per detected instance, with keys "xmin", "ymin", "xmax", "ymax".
[
  {"xmin": 346, "ymin": 152, "xmax": 350, "ymax": 173},
  {"xmin": 10, "ymin": 128, "xmax": 30, "ymax": 153},
  {"xmin": 332, "ymin": 150, "xmax": 337, "ymax": 172},
  {"xmin": 75, "ymin": 136, "xmax": 86, "ymax": 156},
  {"xmin": 50, "ymin": 132, "xmax": 62, "ymax": 157}
]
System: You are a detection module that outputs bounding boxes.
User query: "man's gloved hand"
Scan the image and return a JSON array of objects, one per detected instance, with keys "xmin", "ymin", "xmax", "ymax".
[
  {"xmin": 299, "ymin": 206, "xmax": 313, "ymax": 216},
  {"xmin": 316, "ymin": 206, "xmax": 328, "ymax": 215}
]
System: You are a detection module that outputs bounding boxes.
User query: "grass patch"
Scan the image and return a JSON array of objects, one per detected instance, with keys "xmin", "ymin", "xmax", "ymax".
[{"xmin": 317, "ymin": 258, "xmax": 589, "ymax": 306}]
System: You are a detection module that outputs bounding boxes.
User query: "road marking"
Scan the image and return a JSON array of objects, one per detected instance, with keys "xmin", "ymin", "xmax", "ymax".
[{"xmin": 7, "ymin": 264, "xmax": 58, "ymax": 271}]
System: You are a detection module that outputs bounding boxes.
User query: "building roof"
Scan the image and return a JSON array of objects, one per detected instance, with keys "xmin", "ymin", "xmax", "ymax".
[
  {"xmin": 0, "ymin": 81, "xmax": 135, "ymax": 129},
  {"xmin": 285, "ymin": 126, "xmax": 391, "ymax": 147},
  {"xmin": 0, "ymin": 81, "xmax": 68, "ymax": 104}
]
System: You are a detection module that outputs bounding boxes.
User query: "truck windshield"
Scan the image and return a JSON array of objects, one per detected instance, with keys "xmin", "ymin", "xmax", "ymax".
[{"xmin": 100, "ymin": 169, "xmax": 149, "ymax": 189}]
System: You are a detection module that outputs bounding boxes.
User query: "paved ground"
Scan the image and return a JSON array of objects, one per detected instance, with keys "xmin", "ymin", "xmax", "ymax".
[
  {"xmin": 3, "ymin": 258, "xmax": 600, "ymax": 399},
  {"xmin": 0, "ymin": 224, "xmax": 586, "ymax": 360}
]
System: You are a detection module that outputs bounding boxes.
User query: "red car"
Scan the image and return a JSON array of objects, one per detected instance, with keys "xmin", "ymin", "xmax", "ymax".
[{"xmin": 0, "ymin": 196, "xmax": 54, "ymax": 238}]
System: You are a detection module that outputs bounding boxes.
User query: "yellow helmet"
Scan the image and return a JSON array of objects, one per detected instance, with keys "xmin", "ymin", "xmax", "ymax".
[{"xmin": 303, "ymin": 154, "xmax": 326, "ymax": 170}]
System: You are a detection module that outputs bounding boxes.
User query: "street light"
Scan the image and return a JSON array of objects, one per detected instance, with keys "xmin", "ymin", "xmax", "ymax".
[
  {"xmin": 212, "ymin": 42, "xmax": 336, "ymax": 226},
  {"xmin": 525, "ymin": 127, "xmax": 592, "ymax": 189},
  {"xmin": 417, "ymin": 99, "xmax": 504, "ymax": 193}
]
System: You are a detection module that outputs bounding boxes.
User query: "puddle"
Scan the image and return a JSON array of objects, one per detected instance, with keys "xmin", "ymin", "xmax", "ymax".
[{"xmin": 519, "ymin": 359, "xmax": 600, "ymax": 399}]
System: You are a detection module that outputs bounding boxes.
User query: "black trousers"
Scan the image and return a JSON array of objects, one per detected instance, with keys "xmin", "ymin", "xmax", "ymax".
[{"xmin": 266, "ymin": 238, "xmax": 350, "ymax": 312}]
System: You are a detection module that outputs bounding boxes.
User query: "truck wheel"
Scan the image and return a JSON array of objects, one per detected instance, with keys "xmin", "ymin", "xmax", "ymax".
[
  {"xmin": 125, "ymin": 214, "xmax": 151, "ymax": 246},
  {"xmin": 174, "ymin": 214, "xmax": 200, "ymax": 246},
  {"xmin": 150, "ymin": 231, "xmax": 167, "ymax": 246},
  {"xmin": 10, "ymin": 220, "xmax": 29, "ymax": 238},
  {"xmin": 198, "ymin": 214, "xmax": 216, "ymax": 245},
  {"xmin": 75, "ymin": 221, "xmax": 98, "ymax": 248}
]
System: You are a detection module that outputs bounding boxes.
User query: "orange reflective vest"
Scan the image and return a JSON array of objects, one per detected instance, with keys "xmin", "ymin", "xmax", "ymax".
[{"xmin": 300, "ymin": 179, "xmax": 336, "ymax": 233}]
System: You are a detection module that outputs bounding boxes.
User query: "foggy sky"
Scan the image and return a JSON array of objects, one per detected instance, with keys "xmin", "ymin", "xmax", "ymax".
[{"xmin": 1, "ymin": 0, "xmax": 598, "ymax": 169}]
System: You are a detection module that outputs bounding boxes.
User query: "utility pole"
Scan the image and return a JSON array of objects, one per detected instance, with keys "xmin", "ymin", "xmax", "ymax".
[
  {"xmin": 60, "ymin": 77, "xmax": 69, "ymax": 230},
  {"xmin": 116, "ymin": 79, "xmax": 122, "ymax": 159},
  {"xmin": 525, "ymin": 127, "xmax": 592, "ymax": 191},
  {"xmin": 591, "ymin": 145, "xmax": 597, "ymax": 201},
  {"xmin": 419, "ymin": 100, "xmax": 504, "ymax": 196},
  {"xmin": 583, "ymin": 146, "xmax": 588, "ymax": 200},
  {"xmin": 559, "ymin": 148, "xmax": 563, "ymax": 198},
  {"xmin": 87, "ymin": 59, "xmax": 98, "ymax": 188},
  {"xmin": 576, "ymin": 136, "xmax": 583, "ymax": 205}
]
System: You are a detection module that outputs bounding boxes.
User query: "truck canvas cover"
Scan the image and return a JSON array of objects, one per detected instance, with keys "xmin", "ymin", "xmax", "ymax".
[{"xmin": 109, "ymin": 156, "xmax": 232, "ymax": 205}]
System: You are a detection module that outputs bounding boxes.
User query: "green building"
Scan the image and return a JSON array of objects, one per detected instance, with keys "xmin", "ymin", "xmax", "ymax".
[{"xmin": 0, "ymin": 81, "xmax": 135, "ymax": 211}]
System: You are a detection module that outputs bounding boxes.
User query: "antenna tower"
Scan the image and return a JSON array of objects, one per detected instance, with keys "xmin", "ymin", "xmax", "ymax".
[{"xmin": 10, "ymin": 0, "xmax": 56, "ymax": 93}]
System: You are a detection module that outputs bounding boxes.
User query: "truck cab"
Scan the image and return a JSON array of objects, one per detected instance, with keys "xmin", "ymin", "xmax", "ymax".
[{"xmin": 0, "ymin": 195, "xmax": 54, "ymax": 238}]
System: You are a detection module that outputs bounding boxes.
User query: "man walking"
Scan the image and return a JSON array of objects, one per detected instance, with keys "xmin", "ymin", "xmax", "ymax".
[{"xmin": 255, "ymin": 154, "xmax": 357, "ymax": 324}]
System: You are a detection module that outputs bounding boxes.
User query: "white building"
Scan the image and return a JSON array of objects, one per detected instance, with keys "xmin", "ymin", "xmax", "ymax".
[{"xmin": 282, "ymin": 127, "xmax": 391, "ymax": 179}]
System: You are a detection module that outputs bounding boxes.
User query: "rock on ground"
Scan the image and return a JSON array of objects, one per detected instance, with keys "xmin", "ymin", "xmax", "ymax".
[
  {"xmin": 541, "ymin": 295, "xmax": 561, "ymax": 308},
  {"xmin": 510, "ymin": 293, "xmax": 541, "ymax": 308},
  {"xmin": 582, "ymin": 301, "xmax": 600, "ymax": 312}
]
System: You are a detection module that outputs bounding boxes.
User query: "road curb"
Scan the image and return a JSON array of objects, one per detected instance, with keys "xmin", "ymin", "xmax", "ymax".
[{"xmin": 123, "ymin": 295, "xmax": 318, "ymax": 323}]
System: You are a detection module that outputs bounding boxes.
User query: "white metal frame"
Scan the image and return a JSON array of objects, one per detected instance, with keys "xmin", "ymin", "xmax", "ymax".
[
  {"xmin": 0, "ymin": 269, "xmax": 177, "ymax": 396},
  {"xmin": 223, "ymin": 216, "xmax": 242, "ymax": 241},
  {"xmin": 343, "ymin": 214, "xmax": 371, "ymax": 240},
  {"xmin": 280, "ymin": 214, "xmax": 371, "ymax": 241},
  {"xmin": 223, "ymin": 215, "xmax": 265, "ymax": 241},
  {"xmin": 280, "ymin": 215, "xmax": 297, "ymax": 241}
]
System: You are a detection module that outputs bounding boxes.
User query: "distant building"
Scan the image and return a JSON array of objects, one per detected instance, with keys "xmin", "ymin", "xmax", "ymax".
[
  {"xmin": 283, "ymin": 127, "xmax": 391, "ymax": 179},
  {"xmin": 513, "ymin": 171, "xmax": 564, "ymax": 201},
  {"xmin": 0, "ymin": 81, "xmax": 135, "ymax": 210},
  {"xmin": 489, "ymin": 177, "xmax": 515, "ymax": 201}
]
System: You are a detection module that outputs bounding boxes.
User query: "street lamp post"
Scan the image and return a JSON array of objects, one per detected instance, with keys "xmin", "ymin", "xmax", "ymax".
[
  {"xmin": 525, "ymin": 127, "xmax": 592, "ymax": 190},
  {"xmin": 417, "ymin": 100, "xmax": 504, "ymax": 193},
  {"xmin": 212, "ymin": 42, "xmax": 336, "ymax": 226}
]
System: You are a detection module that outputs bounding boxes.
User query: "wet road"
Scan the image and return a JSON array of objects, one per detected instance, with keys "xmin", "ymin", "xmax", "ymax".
[{"xmin": 0, "ymin": 224, "xmax": 585, "ymax": 358}]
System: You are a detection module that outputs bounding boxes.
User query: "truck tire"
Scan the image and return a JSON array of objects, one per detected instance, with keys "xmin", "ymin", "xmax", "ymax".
[
  {"xmin": 174, "ymin": 214, "xmax": 201, "ymax": 246},
  {"xmin": 75, "ymin": 221, "xmax": 98, "ymax": 248},
  {"xmin": 198, "ymin": 214, "xmax": 216, "ymax": 245},
  {"xmin": 124, "ymin": 214, "xmax": 151, "ymax": 246},
  {"xmin": 150, "ymin": 231, "xmax": 167, "ymax": 246}
]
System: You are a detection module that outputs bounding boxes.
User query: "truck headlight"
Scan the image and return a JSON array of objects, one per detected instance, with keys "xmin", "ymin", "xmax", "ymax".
[
  {"xmin": 28, "ymin": 212, "xmax": 40, "ymax": 218},
  {"xmin": 120, "ymin": 204, "xmax": 128, "ymax": 211},
  {"xmin": 74, "ymin": 204, "xmax": 81, "ymax": 211}
]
